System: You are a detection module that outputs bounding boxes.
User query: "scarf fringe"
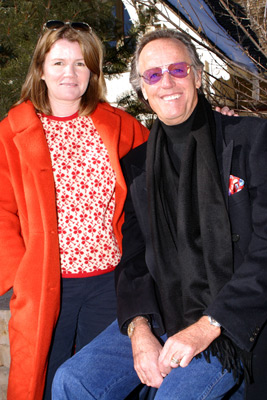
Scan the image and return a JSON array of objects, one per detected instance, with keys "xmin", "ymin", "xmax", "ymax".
[{"xmin": 196, "ymin": 335, "xmax": 252, "ymax": 383}]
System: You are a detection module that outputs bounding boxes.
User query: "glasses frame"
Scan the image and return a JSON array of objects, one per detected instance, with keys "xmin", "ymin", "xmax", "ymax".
[
  {"xmin": 43, "ymin": 20, "xmax": 92, "ymax": 33},
  {"xmin": 140, "ymin": 62, "xmax": 192, "ymax": 85}
]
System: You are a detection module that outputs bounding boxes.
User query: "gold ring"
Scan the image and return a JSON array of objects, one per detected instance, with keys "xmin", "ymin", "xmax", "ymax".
[{"xmin": 171, "ymin": 356, "xmax": 181, "ymax": 365}]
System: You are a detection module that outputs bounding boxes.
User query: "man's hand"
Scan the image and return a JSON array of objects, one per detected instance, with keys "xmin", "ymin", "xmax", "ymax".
[
  {"xmin": 215, "ymin": 106, "xmax": 239, "ymax": 116},
  {"xmin": 158, "ymin": 316, "xmax": 221, "ymax": 376},
  {"xmin": 130, "ymin": 319, "xmax": 164, "ymax": 388}
]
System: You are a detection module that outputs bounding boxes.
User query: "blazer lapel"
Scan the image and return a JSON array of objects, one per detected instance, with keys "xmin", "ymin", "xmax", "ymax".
[
  {"xmin": 131, "ymin": 164, "xmax": 147, "ymax": 227},
  {"xmin": 131, "ymin": 163, "xmax": 146, "ymax": 191},
  {"xmin": 215, "ymin": 116, "xmax": 233, "ymax": 208},
  {"xmin": 221, "ymin": 141, "xmax": 233, "ymax": 207}
]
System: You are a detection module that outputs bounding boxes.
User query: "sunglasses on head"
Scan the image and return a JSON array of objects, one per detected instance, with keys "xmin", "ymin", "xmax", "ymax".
[
  {"xmin": 140, "ymin": 62, "xmax": 192, "ymax": 85},
  {"xmin": 43, "ymin": 20, "xmax": 92, "ymax": 32}
]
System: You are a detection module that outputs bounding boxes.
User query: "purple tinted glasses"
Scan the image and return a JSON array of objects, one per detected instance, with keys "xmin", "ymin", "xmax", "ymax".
[{"xmin": 140, "ymin": 62, "xmax": 192, "ymax": 85}]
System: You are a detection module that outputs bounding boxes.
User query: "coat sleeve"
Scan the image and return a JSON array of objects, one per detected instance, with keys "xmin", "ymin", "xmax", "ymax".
[
  {"xmin": 115, "ymin": 151, "xmax": 164, "ymax": 336},
  {"xmin": 205, "ymin": 117, "xmax": 267, "ymax": 352},
  {"xmin": 117, "ymin": 110, "xmax": 149, "ymax": 158},
  {"xmin": 0, "ymin": 119, "xmax": 25, "ymax": 295}
]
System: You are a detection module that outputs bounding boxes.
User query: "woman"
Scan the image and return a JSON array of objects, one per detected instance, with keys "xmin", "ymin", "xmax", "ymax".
[{"xmin": 0, "ymin": 21, "xmax": 148, "ymax": 400}]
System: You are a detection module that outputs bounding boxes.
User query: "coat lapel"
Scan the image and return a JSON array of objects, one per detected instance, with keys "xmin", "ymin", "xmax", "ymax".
[
  {"xmin": 13, "ymin": 122, "xmax": 53, "ymax": 170},
  {"xmin": 91, "ymin": 103, "xmax": 123, "ymax": 186},
  {"xmin": 9, "ymin": 101, "xmax": 53, "ymax": 170},
  {"xmin": 8, "ymin": 102, "xmax": 58, "ymax": 230}
]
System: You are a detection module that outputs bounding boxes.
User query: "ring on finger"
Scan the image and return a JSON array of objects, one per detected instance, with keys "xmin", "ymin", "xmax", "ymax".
[{"xmin": 171, "ymin": 356, "xmax": 181, "ymax": 365}]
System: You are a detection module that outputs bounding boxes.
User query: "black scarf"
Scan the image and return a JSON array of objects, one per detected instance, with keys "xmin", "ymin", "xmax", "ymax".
[{"xmin": 146, "ymin": 94, "xmax": 250, "ymax": 380}]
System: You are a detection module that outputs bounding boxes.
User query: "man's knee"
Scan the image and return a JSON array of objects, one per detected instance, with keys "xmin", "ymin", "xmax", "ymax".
[{"xmin": 52, "ymin": 363, "xmax": 75, "ymax": 399}]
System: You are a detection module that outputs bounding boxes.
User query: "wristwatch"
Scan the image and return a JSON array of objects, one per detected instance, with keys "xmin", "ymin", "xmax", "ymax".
[
  {"xmin": 208, "ymin": 316, "xmax": 221, "ymax": 328},
  {"xmin": 127, "ymin": 316, "xmax": 151, "ymax": 338}
]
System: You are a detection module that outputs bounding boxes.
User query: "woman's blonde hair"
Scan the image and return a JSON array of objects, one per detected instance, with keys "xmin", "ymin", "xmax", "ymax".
[{"xmin": 17, "ymin": 24, "xmax": 107, "ymax": 115}]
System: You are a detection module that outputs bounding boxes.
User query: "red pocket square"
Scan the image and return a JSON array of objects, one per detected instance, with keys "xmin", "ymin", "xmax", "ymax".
[{"xmin": 229, "ymin": 175, "xmax": 244, "ymax": 195}]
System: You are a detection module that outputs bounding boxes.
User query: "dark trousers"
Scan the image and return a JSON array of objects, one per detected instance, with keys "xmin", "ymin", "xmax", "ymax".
[{"xmin": 43, "ymin": 271, "xmax": 117, "ymax": 400}]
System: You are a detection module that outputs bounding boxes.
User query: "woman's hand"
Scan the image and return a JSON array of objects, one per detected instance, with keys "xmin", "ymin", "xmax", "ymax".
[{"xmin": 215, "ymin": 106, "xmax": 239, "ymax": 116}]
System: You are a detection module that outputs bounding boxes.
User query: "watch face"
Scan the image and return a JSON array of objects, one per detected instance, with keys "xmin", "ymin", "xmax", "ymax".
[
  {"xmin": 127, "ymin": 317, "xmax": 150, "ymax": 338},
  {"xmin": 208, "ymin": 316, "xmax": 221, "ymax": 327},
  {"xmin": 127, "ymin": 322, "xmax": 134, "ymax": 338}
]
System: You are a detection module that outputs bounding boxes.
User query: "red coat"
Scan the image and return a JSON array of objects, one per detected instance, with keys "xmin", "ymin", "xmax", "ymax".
[{"xmin": 0, "ymin": 101, "xmax": 149, "ymax": 400}]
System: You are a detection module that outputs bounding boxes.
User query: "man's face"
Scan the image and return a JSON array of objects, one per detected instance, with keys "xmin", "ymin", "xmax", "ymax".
[{"xmin": 139, "ymin": 38, "xmax": 202, "ymax": 126}]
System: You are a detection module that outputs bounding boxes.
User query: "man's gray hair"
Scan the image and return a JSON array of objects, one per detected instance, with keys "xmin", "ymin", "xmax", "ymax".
[{"xmin": 130, "ymin": 29, "xmax": 204, "ymax": 106}]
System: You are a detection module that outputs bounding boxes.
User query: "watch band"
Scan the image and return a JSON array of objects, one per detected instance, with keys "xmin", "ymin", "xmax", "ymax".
[
  {"xmin": 127, "ymin": 316, "xmax": 150, "ymax": 338},
  {"xmin": 208, "ymin": 315, "xmax": 221, "ymax": 328}
]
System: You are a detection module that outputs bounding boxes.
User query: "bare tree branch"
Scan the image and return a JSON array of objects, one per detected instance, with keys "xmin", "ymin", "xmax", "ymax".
[{"xmin": 124, "ymin": 0, "xmax": 267, "ymax": 117}]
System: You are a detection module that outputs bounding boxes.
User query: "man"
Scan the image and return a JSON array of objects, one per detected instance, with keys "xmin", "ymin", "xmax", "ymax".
[{"xmin": 52, "ymin": 29, "xmax": 267, "ymax": 399}]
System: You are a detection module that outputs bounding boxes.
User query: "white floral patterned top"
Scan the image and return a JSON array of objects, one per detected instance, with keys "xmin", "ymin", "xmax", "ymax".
[{"xmin": 39, "ymin": 112, "xmax": 121, "ymax": 277}]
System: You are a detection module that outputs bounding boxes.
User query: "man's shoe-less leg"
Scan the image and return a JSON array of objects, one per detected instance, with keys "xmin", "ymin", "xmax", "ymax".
[
  {"xmin": 52, "ymin": 321, "xmax": 243, "ymax": 400},
  {"xmin": 154, "ymin": 354, "xmax": 243, "ymax": 400}
]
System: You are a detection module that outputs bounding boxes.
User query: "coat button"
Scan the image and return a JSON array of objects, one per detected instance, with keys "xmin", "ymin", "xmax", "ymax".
[
  {"xmin": 232, "ymin": 233, "xmax": 240, "ymax": 242},
  {"xmin": 250, "ymin": 337, "xmax": 255, "ymax": 342}
]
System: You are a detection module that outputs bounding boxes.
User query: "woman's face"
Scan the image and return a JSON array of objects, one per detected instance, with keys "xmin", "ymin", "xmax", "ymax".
[{"xmin": 42, "ymin": 38, "xmax": 90, "ymax": 114}]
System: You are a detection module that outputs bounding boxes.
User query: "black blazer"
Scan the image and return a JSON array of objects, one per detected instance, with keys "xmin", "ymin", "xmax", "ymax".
[{"xmin": 115, "ymin": 112, "xmax": 267, "ymax": 399}]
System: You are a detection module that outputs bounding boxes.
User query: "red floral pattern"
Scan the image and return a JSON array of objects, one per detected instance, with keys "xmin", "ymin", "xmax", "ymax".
[{"xmin": 39, "ymin": 113, "xmax": 121, "ymax": 277}]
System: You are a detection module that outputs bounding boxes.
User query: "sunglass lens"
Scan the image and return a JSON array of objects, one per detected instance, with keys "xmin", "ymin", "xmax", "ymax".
[
  {"xmin": 45, "ymin": 20, "xmax": 65, "ymax": 30},
  {"xmin": 143, "ymin": 68, "xmax": 162, "ymax": 84},
  {"xmin": 169, "ymin": 62, "xmax": 190, "ymax": 78},
  {"xmin": 71, "ymin": 22, "xmax": 91, "ymax": 31}
]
